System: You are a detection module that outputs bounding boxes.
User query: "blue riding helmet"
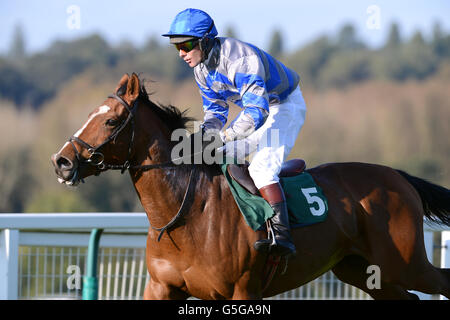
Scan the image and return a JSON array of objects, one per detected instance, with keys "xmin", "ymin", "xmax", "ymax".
[{"xmin": 162, "ymin": 8, "xmax": 218, "ymax": 40}]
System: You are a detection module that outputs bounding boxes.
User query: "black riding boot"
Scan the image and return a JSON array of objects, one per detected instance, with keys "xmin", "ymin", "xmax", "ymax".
[{"xmin": 254, "ymin": 183, "xmax": 296, "ymax": 257}]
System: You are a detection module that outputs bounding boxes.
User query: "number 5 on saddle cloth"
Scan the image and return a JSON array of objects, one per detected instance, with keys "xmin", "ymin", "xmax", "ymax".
[{"xmin": 221, "ymin": 158, "xmax": 329, "ymax": 232}]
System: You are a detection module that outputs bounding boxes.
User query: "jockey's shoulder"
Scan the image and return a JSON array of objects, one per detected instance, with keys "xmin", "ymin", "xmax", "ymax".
[{"xmin": 217, "ymin": 37, "xmax": 260, "ymax": 62}]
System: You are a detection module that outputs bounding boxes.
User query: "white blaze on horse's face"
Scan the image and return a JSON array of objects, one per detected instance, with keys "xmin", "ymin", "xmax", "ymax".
[
  {"xmin": 57, "ymin": 105, "xmax": 112, "ymax": 155},
  {"xmin": 55, "ymin": 104, "xmax": 112, "ymax": 186},
  {"xmin": 74, "ymin": 105, "xmax": 111, "ymax": 138}
]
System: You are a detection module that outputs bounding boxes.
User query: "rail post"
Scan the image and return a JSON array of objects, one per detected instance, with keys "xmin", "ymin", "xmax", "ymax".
[
  {"xmin": 0, "ymin": 229, "xmax": 19, "ymax": 300},
  {"xmin": 82, "ymin": 228, "xmax": 103, "ymax": 300}
]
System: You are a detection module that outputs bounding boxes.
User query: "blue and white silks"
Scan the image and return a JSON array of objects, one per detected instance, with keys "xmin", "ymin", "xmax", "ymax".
[{"xmin": 194, "ymin": 37, "xmax": 300, "ymax": 138}]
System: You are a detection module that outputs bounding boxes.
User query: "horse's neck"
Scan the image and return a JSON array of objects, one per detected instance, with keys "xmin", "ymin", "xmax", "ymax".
[
  {"xmin": 128, "ymin": 105, "xmax": 238, "ymax": 245},
  {"xmin": 129, "ymin": 138, "xmax": 192, "ymax": 225},
  {"xmin": 130, "ymin": 150, "xmax": 228, "ymax": 238}
]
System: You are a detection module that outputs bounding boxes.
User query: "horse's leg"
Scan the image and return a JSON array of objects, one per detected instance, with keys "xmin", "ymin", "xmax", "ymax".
[
  {"xmin": 334, "ymin": 165, "xmax": 449, "ymax": 299},
  {"xmin": 407, "ymin": 266, "xmax": 450, "ymax": 299},
  {"xmin": 360, "ymin": 178, "xmax": 450, "ymax": 299},
  {"xmin": 143, "ymin": 279, "xmax": 190, "ymax": 300},
  {"xmin": 230, "ymin": 271, "xmax": 263, "ymax": 300},
  {"xmin": 332, "ymin": 255, "xmax": 419, "ymax": 300}
]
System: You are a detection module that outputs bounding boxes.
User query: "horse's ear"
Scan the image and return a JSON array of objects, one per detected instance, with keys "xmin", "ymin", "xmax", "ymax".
[
  {"xmin": 126, "ymin": 73, "xmax": 140, "ymax": 102},
  {"xmin": 115, "ymin": 73, "xmax": 130, "ymax": 95}
]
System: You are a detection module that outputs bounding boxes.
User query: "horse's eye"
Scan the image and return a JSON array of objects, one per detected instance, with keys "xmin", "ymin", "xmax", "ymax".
[{"xmin": 106, "ymin": 119, "xmax": 119, "ymax": 127}]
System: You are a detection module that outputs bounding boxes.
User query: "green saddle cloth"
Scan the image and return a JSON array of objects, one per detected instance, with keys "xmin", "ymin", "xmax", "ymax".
[{"xmin": 220, "ymin": 160, "xmax": 328, "ymax": 231}]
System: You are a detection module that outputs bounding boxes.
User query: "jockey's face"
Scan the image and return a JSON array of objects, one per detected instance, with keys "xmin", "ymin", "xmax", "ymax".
[{"xmin": 178, "ymin": 45, "xmax": 202, "ymax": 68}]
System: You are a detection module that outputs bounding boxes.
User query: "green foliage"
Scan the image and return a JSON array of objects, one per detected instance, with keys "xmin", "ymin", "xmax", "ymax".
[
  {"xmin": 224, "ymin": 25, "xmax": 238, "ymax": 38},
  {"xmin": 318, "ymin": 50, "xmax": 372, "ymax": 88},
  {"xmin": 336, "ymin": 24, "xmax": 366, "ymax": 50},
  {"xmin": 0, "ymin": 58, "xmax": 38, "ymax": 107},
  {"xmin": 25, "ymin": 191, "xmax": 95, "ymax": 213},
  {"xmin": 385, "ymin": 22, "xmax": 402, "ymax": 49},
  {"xmin": 268, "ymin": 29, "xmax": 283, "ymax": 58},
  {"xmin": 0, "ymin": 21, "xmax": 449, "ymax": 214},
  {"xmin": 286, "ymin": 35, "xmax": 336, "ymax": 87},
  {"xmin": 286, "ymin": 22, "xmax": 448, "ymax": 88},
  {"xmin": 0, "ymin": 147, "xmax": 35, "ymax": 212},
  {"xmin": 1, "ymin": 21, "xmax": 449, "ymax": 108},
  {"xmin": 8, "ymin": 24, "xmax": 26, "ymax": 61},
  {"xmin": 76, "ymin": 173, "xmax": 142, "ymax": 213}
]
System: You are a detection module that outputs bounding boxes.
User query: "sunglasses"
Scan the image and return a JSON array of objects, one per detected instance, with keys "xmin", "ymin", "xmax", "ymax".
[{"xmin": 174, "ymin": 40, "xmax": 199, "ymax": 53}]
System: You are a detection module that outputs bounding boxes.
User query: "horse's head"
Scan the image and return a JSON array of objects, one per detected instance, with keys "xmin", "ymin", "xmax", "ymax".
[{"xmin": 51, "ymin": 73, "xmax": 142, "ymax": 186}]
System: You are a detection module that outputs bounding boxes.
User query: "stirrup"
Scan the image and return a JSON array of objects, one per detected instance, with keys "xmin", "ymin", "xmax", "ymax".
[
  {"xmin": 254, "ymin": 220, "xmax": 276, "ymax": 253},
  {"xmin": 254, "ymin": 220, "xmax": 296, "ymax": 258}
]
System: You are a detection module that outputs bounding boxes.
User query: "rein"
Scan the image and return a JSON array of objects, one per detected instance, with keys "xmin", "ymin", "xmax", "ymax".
[{"xmin": 68, "ymin": 92, "xmax": 195, "ymax": 241}]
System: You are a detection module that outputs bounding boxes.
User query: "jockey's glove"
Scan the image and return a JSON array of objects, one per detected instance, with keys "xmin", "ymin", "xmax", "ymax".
[
  {"xmin": 220, "ymin": 113, "xmax": 256, "ymax": 143},
  {"xmin": 182, "ymin": 126, "xmax": 223, "ymax": 164}
]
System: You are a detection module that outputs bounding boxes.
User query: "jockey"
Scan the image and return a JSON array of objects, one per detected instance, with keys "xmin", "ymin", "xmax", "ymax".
[{"xmin": 163, "ymin": 8, "xmax": 307, "ymax": 257}]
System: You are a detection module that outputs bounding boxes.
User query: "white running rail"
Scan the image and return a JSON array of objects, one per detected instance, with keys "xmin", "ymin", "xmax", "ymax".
[{"xmin": 0, "ymin": 213, "xmax": 448, "ymax": 300}]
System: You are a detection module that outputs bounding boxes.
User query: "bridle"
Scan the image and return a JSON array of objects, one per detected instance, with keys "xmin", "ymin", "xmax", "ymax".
[
  {"xmin": 67, "ymin": 92, "xmax": 196, "ymax": 241},
  {"xmin": 70, "ymin": 93, "xmax": 140, "ymax": 174},
  {"xmin": 69, "ymin": 93, "xmax": 179, "ymax": 173}
]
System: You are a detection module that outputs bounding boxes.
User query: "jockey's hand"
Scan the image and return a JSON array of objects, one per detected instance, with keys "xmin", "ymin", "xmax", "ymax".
[
  {"xmin": 185, "ymin": 127, "xmax": 223, "ymax": 163},
  {"xmin": 220, "ymin": 127, "xmax": 238, "ymax": 143},
  {"xmin": 220, "ymin": 113, "xmax": 256, "ymax": 143}
]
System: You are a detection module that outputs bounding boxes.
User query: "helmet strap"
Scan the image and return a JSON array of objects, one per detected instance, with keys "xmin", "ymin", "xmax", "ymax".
[{"xmin": 199, "ymin": 22, "xmax": 215, "ymax": 62}]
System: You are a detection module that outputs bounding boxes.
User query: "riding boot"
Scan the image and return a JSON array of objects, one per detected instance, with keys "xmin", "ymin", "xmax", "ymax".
[{"xmin": 254, "ymin": 183, "xmax": 296, "ymax": 257}]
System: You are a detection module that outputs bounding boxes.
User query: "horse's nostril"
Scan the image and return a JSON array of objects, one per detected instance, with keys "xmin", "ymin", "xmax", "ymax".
[{"xmin": 56, "ymin": 155, "xmax": 73, "ymax": 170}]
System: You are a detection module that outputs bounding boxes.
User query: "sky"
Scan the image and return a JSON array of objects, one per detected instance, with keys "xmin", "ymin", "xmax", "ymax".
[{"xmin": 1, "ymin": 0, "xmax": 449, "ymax": 55}]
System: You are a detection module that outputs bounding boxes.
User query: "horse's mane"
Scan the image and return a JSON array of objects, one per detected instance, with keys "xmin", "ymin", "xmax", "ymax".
[
  {"xmin": 116, "ymin": 76, "xmax": 194, "ymax": 131},
  {"xmin": 138, "ymin": 82, "xmax": 194, "ymax": 132}
]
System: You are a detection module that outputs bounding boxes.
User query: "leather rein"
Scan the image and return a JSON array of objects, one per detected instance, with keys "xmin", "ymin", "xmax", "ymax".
[{"xmin": 68, "ymin": 93, "xmax": 196, "ymax": 241}]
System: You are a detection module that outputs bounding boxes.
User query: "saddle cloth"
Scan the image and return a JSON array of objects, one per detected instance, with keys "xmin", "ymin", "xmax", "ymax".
[{"xmin": 221, "ymin": 158, "xmax": 328, "ymax": 231}]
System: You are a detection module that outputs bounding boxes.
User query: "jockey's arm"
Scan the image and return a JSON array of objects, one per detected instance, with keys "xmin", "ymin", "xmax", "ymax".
[
  {"xmin": 198, "ymin": 84, "xmax": 229, "ymax": 132},
  {"xmin": 221, "ymin": 55, "xmax": 269, "ymax": 142}
]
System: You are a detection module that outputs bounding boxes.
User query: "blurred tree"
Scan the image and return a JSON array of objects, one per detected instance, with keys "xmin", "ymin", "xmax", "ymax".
[
  {"xmin": 0, "ymin": 148, "xmax": 35, "ymax": 212},
  {"xmin": 410, "ymin": 30, "xmax": 426, "ymax": 46},
  {"xmin": 117, "ymin": 39, "xmax": 136, "ymax": 56},
  {"xmin": 0, "ymin": 20, "xmax": 448, "ymax": 110},
  {"xmin": 25, "ymin": 191, "xmax": 95, "ymax": 213},
  {"xmin": 166, "ymin": 50, "xmax": 192, "ymax": 82},
  {"xmin": 224, "ymin": 25, "xmax": 238, "ymax": 38},
  {"xmin": 336, "ymin": 23, "xmax": 365, "ymax": 50},
  {"xmin": 268, "ymin": 29, "xmax": 283, "ymax": 58},
  {"xmin": 0, "ymin": 59, "xmax": 30, "ymax": 106},
  {"xmin": 285, "ymin": 35, "xmax": 335, "ymax": 87},
  {"xmin": 76, "ymin": 173, "xmax": 141, "ymax": 212},
  {"xmin": 143, "ymin": 35, "xmax": 162, "ymax": 51},
  {"xmin": 385, "ymin": 22, "xmax": 402, "ymax": 49},
  {"xmin": 402, "ymin": 30, "xmax": 438, "ymax": 79},
  {"xmin": 318, "ymin": 50, "xmax": 372, "ymax": 88},
  {"xmin": 431, "ymin": 21, "xmax": 450, "ymax": 59},
  {"xmin": 16, "ymin": 34, "xmax": 116, "ymax": 108},
  {"xmin": 8, "ymin": 24, "xmax": 26, "ymax": 62},
  {"xmin": 371, "ymin": 49, "xmax": 407, "ymax": 81}
]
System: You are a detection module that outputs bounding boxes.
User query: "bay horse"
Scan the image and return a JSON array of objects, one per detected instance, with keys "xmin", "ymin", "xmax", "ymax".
[{"xmin": 51, "ymin": 73, "xmax": 450, "ymax": 300}]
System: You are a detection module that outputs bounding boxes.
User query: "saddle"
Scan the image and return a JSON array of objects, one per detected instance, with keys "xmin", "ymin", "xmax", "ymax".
[{"xmin": 227, "ymin": 159, "xmax": 306, "ymax": 195}]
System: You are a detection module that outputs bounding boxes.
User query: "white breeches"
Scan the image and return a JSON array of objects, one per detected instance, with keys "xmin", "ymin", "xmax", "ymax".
[{"xmin": 224, "ymin": 86, "xmax": 307, "ymax": 189}]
